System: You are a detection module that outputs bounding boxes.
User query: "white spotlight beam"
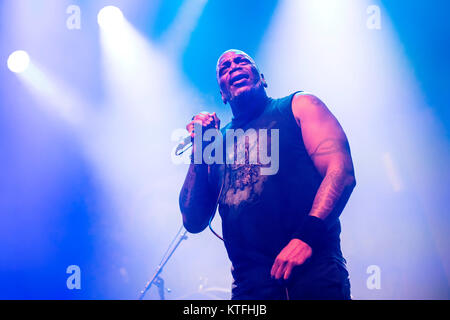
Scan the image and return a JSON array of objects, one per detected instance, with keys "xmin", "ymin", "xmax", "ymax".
[
  {"xmin": 98, "ymin": 9, "xmax": 200, "ymax": 231},
  {"xmin": 98, "ymin": 6, "xmax": 124, "ymax": 30},
  {"xmin": 258, "ymin": 0, "xmax": 450, "ymax": 296},
  {"xmin": 16, "ymin": 62, "xmax": 90, "ymax": 127},
  {"xmin": 161, "ymin": 0, "xmax": 208, "ymax": 57},
  {"xmin": 7, "ymin": 50, "xmax": 30, "ymax": 73}
]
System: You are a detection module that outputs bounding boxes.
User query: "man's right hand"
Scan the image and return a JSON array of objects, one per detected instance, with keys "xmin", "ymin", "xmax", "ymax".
[
  {"xmin": 186, "ymin": 112, "xmax": 221, "ymax": 139},
  {"xmin": 186, "ymin": 112, "xmax": 220, "ymax": 157}
]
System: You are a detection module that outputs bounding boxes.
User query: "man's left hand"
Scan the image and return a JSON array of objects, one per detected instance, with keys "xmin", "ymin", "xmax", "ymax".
[{"xmin": 270, "ymin": 239, "xmax": 312, "ymax": 280}]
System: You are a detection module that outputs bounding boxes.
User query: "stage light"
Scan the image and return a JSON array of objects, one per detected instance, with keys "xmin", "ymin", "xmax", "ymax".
[
  {"xmin": 97, "ymin": 6, "xmax": 124, "ymax": 30},
  {"xmin": 7, "ymin": 50, "xmax": 30, "ymax": 73},
  {"xmin": 161, "ymin": 0, "xmax": 208, "ymax": 55}
]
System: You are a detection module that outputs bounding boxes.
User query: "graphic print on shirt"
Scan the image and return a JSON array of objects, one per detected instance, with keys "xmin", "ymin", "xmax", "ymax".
[{"xmin": 221, "ymin": 121, "xmax": 277, "ymax": 208}]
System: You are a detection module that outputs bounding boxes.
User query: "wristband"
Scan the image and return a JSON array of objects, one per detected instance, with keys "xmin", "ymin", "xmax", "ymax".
[{"xmin": 292, "ymin": 215, "xmax": 327, "ymax": 250}]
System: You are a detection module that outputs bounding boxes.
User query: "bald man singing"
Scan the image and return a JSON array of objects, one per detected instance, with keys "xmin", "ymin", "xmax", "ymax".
[{"xmin": 179, "ymin": 49, "xmax": 356, "ymax": 300}]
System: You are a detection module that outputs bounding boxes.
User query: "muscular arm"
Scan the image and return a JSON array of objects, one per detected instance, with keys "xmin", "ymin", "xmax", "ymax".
[
  {"xmin": 292, "ymin": 93, "xmax": 356, "ymax": 223},
  {"xmin": 179, "ymin": 163, "xmax": 219, "ymax": 233},
  {"xmin": 271, "ymin": 93, "xmax": 356, "ymax": 280},
  {"xmin": 179, "ymin": 112, "xmax": 221, "ymax": 234}
]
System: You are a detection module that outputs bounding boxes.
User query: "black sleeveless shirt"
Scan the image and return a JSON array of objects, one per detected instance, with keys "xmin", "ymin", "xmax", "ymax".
[{"xmin": 210, "ymin": 92, "xmax": 343, "ymax": 282}]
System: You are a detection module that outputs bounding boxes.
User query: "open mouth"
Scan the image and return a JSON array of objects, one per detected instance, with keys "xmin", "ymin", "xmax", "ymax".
[{"xmin": 229, "ymin": 73, "xmax": 249, "ymax": 86}]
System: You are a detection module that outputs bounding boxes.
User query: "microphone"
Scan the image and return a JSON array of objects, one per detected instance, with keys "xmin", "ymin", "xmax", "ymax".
[
  {"xmin": 175, "ymin": 111, "xmax": 217, "ymax": 156},
  {"xmin": 175, "ymin": 134, "xmax": 193, "ymax": 156}
]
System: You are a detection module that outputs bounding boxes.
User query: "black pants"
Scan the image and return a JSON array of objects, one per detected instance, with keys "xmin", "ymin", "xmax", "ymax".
[{"xmin": 231, "ymin": 257, "xmax": 351, "ymax": 300}]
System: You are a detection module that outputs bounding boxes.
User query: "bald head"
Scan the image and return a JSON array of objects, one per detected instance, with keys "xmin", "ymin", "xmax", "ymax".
[
  {"xmin": 215, "ymin": 49, "xmax": 267, "ymax": 106},
  {"xmin": 216, "ymin": 49, "xmax": 258, "ymax": 76}
]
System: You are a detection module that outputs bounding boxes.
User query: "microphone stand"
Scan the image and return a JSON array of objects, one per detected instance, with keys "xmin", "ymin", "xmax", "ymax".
[{"xmin": 138, "ymin": 227, "xmax": 188, "ymax": 300}]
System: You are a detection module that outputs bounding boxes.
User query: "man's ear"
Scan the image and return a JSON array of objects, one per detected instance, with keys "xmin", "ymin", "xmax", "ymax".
[
  {"xmin": 220, "ymin": 90, "xmax": 228, "ymax": 104},
  {"xmin": 261, "ymin": 73, "xmax": 268, "ymax": 88}
]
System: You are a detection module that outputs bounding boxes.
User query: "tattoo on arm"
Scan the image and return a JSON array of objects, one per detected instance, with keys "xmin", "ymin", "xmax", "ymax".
[
  {"xmin": 180, "ymin": 164, "xmax": 208, "ymax": 209},
  {"xmin": 309, "ymin": 139, "xmax": 355, "ymax": 220},
  {"xmin": 309, "ymin": 169, "xmax": 355, "ymax": 221},
  {"xmin": 310, "ymin": 171, "xmax": 345, "ymax": 216},
  {"xmin": 310, "ymin": 138, "xmax": 350, "ymax": 158},
  {"xmin": 179, "ymin": 163, "xmax": 220, "ymax": 231}
]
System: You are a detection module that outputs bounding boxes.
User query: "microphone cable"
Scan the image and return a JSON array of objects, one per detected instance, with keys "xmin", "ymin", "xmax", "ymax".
[{"xmin": 208, "ymin": 164, "xmax": 225, "ymax": 242}]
